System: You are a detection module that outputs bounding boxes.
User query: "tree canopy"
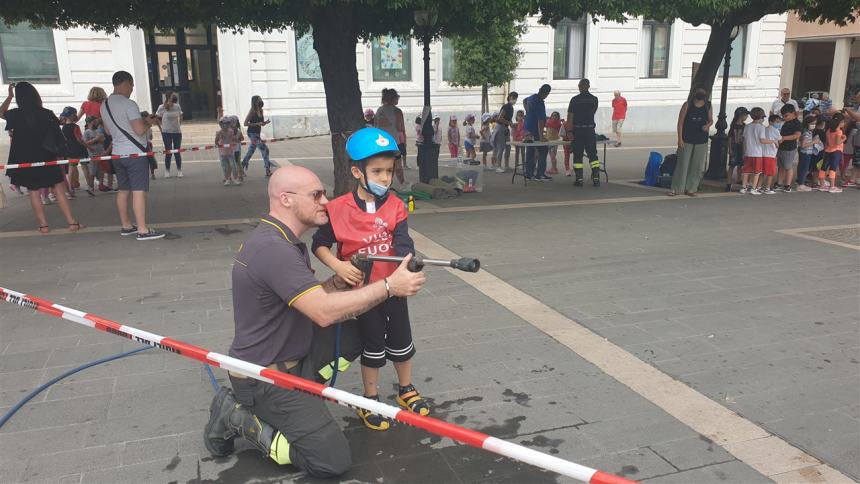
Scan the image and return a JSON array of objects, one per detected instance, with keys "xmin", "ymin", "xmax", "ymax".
[{"xmin": 449, "ymin": 19, "xmax": 525, "ymax": 114}]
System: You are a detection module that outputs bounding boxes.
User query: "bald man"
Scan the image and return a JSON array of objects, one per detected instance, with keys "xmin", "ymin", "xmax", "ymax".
[{"xmin": 204, "ymin": 166, "xmax": 426, "ymax": 478}]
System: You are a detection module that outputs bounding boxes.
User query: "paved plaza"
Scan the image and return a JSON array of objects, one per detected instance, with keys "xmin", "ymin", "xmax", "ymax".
[{"xmin": 0, "ymin": 134, "xmax": 858, "ymax": 483}]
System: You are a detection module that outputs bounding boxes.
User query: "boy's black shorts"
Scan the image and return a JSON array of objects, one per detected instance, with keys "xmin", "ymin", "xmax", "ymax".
[{"xmin": 356, "ymin": 296, "xmax": 415, "ymax": 368}]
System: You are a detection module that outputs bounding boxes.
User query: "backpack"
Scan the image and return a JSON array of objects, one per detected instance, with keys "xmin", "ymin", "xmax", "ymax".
[
  {"xmin": 643, "ymin": 151, "xmax": 663, "ymax": 186},
  {"xmin": 660, "ymin": 154, "xmax": 678, "ymax": 176}
]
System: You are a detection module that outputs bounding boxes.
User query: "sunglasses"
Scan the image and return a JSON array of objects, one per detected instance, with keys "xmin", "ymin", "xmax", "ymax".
[{"xmin": 285, "ymin": 189, "xmax": 327, "ymax": 202}]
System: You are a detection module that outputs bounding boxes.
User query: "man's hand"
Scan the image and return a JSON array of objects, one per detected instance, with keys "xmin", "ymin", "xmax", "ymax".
[
  {"xmin": 336, "ymin": 259, "xmax": 364, "ymax": 287},
  {"xmin": 387, "ymin": 254, "xmax": 426, "ymax": 297},
  {"xmin": 7, "ymin": 83, "xmax": 13, "ymax": 99}
]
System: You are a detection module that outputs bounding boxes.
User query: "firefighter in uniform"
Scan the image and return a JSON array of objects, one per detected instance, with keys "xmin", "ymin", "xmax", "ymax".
[{"xmin": 566, "ymin": 78, "xmax": 602, "ymax": 186}]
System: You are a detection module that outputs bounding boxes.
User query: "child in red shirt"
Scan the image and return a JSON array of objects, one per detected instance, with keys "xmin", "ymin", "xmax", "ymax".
[{"xmin": 312, "ymin": 127, "xmax": 431, "ymax": 431}]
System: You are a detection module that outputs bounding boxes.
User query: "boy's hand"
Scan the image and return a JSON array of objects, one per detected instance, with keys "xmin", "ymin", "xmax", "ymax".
[
  {"xmin": 336, "ymin": 259, "xmax": 364, "ymax": 287},
  {"xmin": 387, "ymin": 254, "xmax": 425, "ymax": 297}
]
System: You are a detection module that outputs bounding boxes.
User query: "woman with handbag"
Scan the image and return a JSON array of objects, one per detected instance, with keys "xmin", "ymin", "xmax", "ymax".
[{"xmin": 1, "ymin": 82, "xmax": 83, "ymax": 234}]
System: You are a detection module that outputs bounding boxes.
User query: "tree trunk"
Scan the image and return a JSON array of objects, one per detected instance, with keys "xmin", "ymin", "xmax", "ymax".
[
  {"xmin": 690, "ymin": 23, "xmax": 734, "ymax": 99},
  {"xmin": 481, "ymin": 84, "xmax": 488, "ymax": 115},
  {"xmin": 311, "ymin": 7, "xmax": 365, "ymax": 196}
]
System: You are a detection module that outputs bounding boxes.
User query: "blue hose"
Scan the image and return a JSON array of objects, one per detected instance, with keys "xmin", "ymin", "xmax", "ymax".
[
  {"xmin": 0, "ymin": 346, "xmax": 225, "ymax": 430},
  {"xmin": 0, "ymin": 345, "xmax": 153, "ymax": 429}
]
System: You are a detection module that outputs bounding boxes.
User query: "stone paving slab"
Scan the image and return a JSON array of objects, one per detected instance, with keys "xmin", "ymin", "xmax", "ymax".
[{"xmin": 408, "ymin": 189, "xmax": 860, "ymax": 480}]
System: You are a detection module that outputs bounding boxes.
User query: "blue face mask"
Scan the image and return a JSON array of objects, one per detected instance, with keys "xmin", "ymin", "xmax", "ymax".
[{"xmin": 367, "ymin": 180, "xmax": 390, "ymax": 197}]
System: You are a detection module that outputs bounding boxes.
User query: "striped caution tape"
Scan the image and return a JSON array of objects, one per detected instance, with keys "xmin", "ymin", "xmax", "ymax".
[
  {"xmin": 1, "ymin": 133, "xmax": 328, "ymax": 170},
  {"xmin": 0, "ymin": 286, "xmax": 636, "ymax": 484}
]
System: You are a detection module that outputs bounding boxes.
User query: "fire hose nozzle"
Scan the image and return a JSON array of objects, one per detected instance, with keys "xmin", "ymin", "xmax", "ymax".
[{"xmin": 350, "ymin": 254, "xmax": 481, "ymax": 273}]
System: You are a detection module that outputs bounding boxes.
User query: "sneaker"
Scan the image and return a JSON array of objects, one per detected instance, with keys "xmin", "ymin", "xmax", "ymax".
[
  {"xmin": 177, "ymin": 171, "xmax": 184, "ymax": 178},
  {"xmin": 151, "ymin": 173, "xmax": 156, "ymax": 180},
  {"xmin": 223, "ymin": 180, "xmax": 230, "ymax": 186},
  {"xmin": 817, "ymin": 185, "xmax": 830, "ymax": 192},
  {"xmin": 265, "ymin": 169, "xmax": 272, "ymax": 177},
  {"xmin": 764, "ymin": 188, "xmax": 777, "ymax": 194},
  {"xmin": 539, "ymin": 175, "xmax": 553, "ymax": 181},
  {"xmin": 396, "ymin": 384, "xmax": 431, "ymax": 416},
  {"xmin": 120, "ymin": 226, "xmax": 138, "ymax": 236},
  {"xmin": 85, "ymin": 189, "xmax": 95, "ymax": 197},
  {"xmin": 750, "ymin": 188, "xmax": 762, "ymax": 195},
  {"xmin": 356, "ymin": 395, "xmax": 390, "ymax": 431},
  {"xmin": 495, "ymin": 167, "xmax": 505, "ymax": 173},
  {"xmin": 773, "ymin": 186, "xmax": 784, "ymax": 192},
  {"xmin": 573, "ymin": 179, "xmax": 584, "ymax": 186},
  {"xmin": 796, "ymin": 184, "xmax": 812, "ymax": 192},
  {"xmin": 41, "ymin": 197, "xmax": 50, "ymax": 205},
  {"xmin": 164, "ymin": 171, "xmax": 171, "ymax": 179},
  {"xmin": 48, "ymin": 193, "xmax": 57, "ymax": 202},
  {"xmin": 565, "ymin": 171, "xmax": 572, "ymax": 177},
  {"xmin": 234, "ymin": 179, "xmax": 242, "ymax": 186},
  {"xmin": 137, "ymin": 230, "xmax": 166, "ymax": 241},
  {"xmin": 828, "ymin": 186, "xmax": 843, "ymax": 193},
  {"xmin": 739, "ymin": 187, "xmax": 749, "ymax": 194},
  {"xmin": 784, "ymin": 185, "xmax": 793, "ymax": 193},
  {"xmin": 725, "ymin": 183, "xmax": 732, "ymax": 192},
  {"xmin": 842, "ymin": 181, "xmax": 857, "ymax": 187}
]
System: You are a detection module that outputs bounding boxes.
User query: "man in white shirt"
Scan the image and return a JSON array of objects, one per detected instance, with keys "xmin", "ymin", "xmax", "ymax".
[
  {"xmin": 100, "ymin": 71, "xmax": 164, "ymax": 240},
  {"xmin": 770, "ymin": 88, "xmax": 799, "ymax": 116}
]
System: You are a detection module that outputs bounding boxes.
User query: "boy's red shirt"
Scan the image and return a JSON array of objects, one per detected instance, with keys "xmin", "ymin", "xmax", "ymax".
[{"xmin": 326, "ymin": 192, "xmax": 408, "ymax": 283}]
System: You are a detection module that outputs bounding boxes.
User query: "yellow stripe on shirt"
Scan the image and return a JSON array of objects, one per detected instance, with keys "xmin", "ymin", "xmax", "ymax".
[{"xmin": 288, "ymin": 284, "xmax": 322, "ymax": 307}]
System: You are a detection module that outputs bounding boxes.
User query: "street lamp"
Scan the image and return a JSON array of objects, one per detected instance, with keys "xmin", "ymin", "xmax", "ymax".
[
  {"xmin": 706, "ymin": 24, "xmax": 742, "ymax": 180},
  {"xmin": 414, "ymin": 9, "xmax": 439, "ymax": 183}
]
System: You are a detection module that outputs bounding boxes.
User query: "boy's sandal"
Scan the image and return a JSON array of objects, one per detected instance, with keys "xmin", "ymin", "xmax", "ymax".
[
  {"xmin": 356, "ymin": 396, "xmax": 390, "ymax": 431},
  {"xmin": 38, "ymin": 225, "xmax": 50, "ymax": 234},
  {"xmin": 68, "ymin": 223, "xmax": 85, "ymax": 232},
  {"xmin": 396, "ymin": 386, "xmax": 431, "ymax": 416}
]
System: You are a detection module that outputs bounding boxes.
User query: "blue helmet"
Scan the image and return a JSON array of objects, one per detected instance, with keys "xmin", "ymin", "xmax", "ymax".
[{"xmin": 346, "ymin": 127, "xmax": 400, "ymax": 163}]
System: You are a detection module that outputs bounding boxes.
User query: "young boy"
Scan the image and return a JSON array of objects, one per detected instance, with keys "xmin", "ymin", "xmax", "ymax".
[
  {"xmin": 83, "ymin": 116, "xmax": 111, "ymax": 192},
  {"xmin": 796, "ymin": 115, "xmax": 819, "ymax": 191},
  {"xmin": 312, "ymin": 127, "xmax": 430, "ymax": 431},
  {"xmin": 463, "ymin": 114, "xmax": 478, "ymax": 160},
  {"xmin": 740, "ymin": 107, "xmax": 766, "ymax": 194},
  {"xmin": 760, "ymin": 114, "xmax": 782, "ymax": 194},
  {"xmin": 777, "ymin": 104, "xmax": 802, "ymax": 192},
  {"xmin": 59, "ymin": 107, "xmax": 95, "ymax": 196}
]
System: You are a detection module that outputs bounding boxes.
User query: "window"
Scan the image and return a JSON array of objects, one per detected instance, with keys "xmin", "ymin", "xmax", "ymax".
[
  {"xmin": 0, "ymin": 22, "xmax": 60, "ymax": 83},
  {"xmin": 295, "ymin": 28, "xmax": 322, "ymax": 82},
  {"xmin": 553, "ymin": 17, "xmax": 587, "ymax": 80},
  {"xmin": 640, "ymin": 20, "xmax": 672, "ymax": 78},
  {"xmin": 442, "ymin": 38, "xmax": 455, "ymax": 82},
  {"xmin": 718, "ymin": 25, "xmax": 747, "ymax": 77},
  {"xmin": 372, "ymin": 35, "xmax": 411, "ymax": 82}
]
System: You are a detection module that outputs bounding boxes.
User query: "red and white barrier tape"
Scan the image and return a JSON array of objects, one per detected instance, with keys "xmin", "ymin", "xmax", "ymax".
[
  {"xmin": 0, "ymin": 134, "xmax": 318, "ymax": 170},
  {"xmin": 0, "ymin": 286, "xmax": 634, "ymax": 484}
]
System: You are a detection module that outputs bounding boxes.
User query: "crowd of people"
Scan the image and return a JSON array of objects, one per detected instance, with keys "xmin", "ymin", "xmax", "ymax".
[
  {"xmin": 725, "ymin": 87, "xmax": 859, "ymax": 195},
  {"xmin": 361, "ymin": 84, "xmax": 627, "ymax": 186}
]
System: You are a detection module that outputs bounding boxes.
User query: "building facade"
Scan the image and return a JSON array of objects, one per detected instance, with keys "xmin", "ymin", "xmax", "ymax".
[
  {"xmin": 1, "ymin": 15, "xmax": 790, "ymax": 143},
  {"xmin": 780, "ymin": 13, "xmax": 860, "ymax": 109}
]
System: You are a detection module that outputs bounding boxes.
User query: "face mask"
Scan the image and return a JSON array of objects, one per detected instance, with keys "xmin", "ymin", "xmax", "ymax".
[
  {"xmin": 808, "ymin": 125, "xmax": 815, "ymax": 130},
  {"xmin": 773, "ymin": 122, "xmax": 783, "ymax": 130},
  {"xmin": 367, "ymin": 180, "xmax": 389, "ymax": 197},
  {"xmin": 694, "ymin": 92, "xmax": 706, "ymax": 101}
]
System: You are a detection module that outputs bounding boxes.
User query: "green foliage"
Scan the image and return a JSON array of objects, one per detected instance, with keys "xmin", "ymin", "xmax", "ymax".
[{"xmin": 448, "ymin": 19, "xmax": 525, "ymax": 91}]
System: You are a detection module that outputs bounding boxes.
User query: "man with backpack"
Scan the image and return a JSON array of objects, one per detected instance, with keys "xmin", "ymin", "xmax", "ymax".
[{"xmin": 100, "ymin": 71, "xmax": 164, "ymax": 240}]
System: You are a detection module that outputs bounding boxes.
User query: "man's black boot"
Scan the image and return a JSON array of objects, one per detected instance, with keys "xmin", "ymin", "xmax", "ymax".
[{"xmin": 204, "ymin": 386, "xmax": 237, "ymax": 457}]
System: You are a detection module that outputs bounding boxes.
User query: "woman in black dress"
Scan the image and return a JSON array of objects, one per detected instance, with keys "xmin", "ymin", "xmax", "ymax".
[{"xmin": 2, "ymin": 82, "xmax": 83, "ymax": 234}]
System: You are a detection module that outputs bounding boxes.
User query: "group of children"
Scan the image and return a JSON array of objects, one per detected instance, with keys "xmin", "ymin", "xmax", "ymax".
[
  {"xmin": 424, "ymin": 110, "xmax": 583, "ymax": 176},
  {"xmin": 728, "ymin": 104, "xmax": 858, "ymax": 194},
  {"xmin": 19, "ymin": 106, "xmax": 118, "ymax": 205},
  {"xmin": 215, "ymin": 115, "xmax": 245, "ymax": 186}
]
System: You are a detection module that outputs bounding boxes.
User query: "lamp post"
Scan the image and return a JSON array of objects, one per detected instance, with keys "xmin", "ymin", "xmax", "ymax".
[
  {"xmin": 706, "ymin": 25, "xmax": 742, "ymax": 180},
  {"xmin": 414, "ymin": 9, "xmax": 439, "ymax": 183}
]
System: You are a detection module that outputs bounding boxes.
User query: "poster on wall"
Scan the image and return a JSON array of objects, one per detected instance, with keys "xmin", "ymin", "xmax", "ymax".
[
  {"xmin": 378, "ymin": 35, "xmax": 404, "ymax": 70},
  {"xmin": 296, "ymin": 30, "xmax": 322, "ymax": 81},
  {"xmin": 372, "ymin": 35, "xmax": 411, "ymax": 82}
]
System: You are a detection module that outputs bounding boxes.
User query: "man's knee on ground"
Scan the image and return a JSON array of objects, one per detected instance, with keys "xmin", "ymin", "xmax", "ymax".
[{"xmin": 292, "ymin": 422, "xmax": 352, "ymax": 478}]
